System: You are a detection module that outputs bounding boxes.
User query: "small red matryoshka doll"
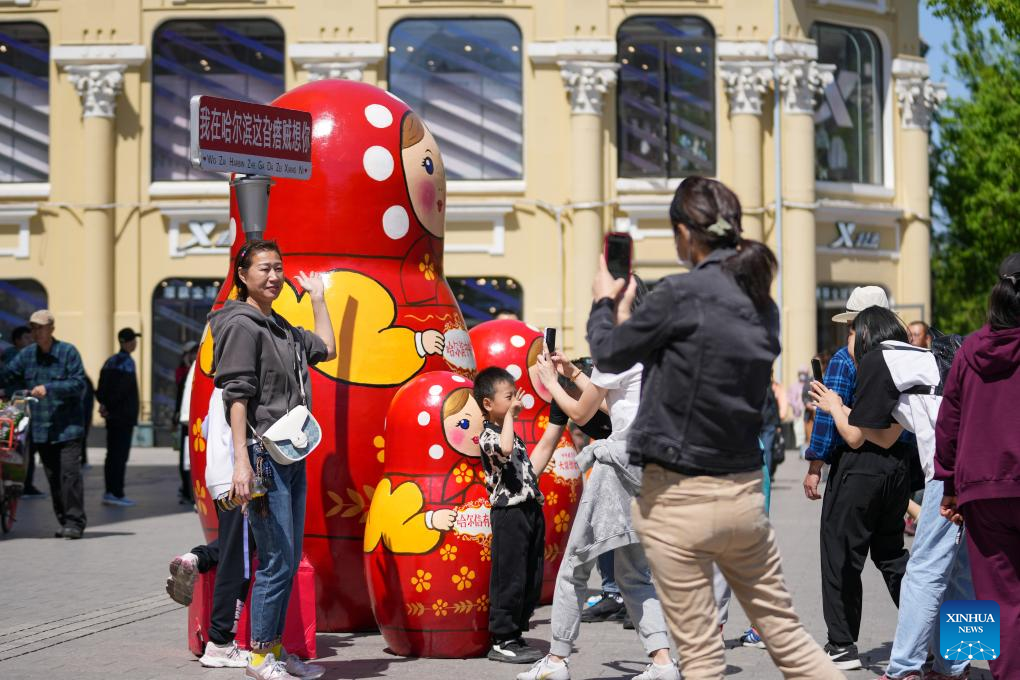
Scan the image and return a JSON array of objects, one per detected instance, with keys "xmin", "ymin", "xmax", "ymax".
[
  {"xmin": 469, "ymin": 319, "xmax": 581, "ymax": 603},
  {"xmin": 364, "ymin": 371, "xmax": 493, "ymax": 658}
]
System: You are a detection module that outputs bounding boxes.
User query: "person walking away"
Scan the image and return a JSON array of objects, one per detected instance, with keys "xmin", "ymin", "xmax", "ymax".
[
  {"xmin": 802, "ymin": 286, "xmax": 913, "ymax": 670},
  {"xmin": 811, "ymin": 307, "xmax": 973, "ymax": 680},
  {"xmin": 936, "ymin": 252, "xmax": 1020, "ymax": 680},
  {"xmin": 174, "ymin": 341, "xmax": 199, "ymax": 504},
  {"xmin": 166, "ymin": 387, "xmax": 255, "ymax": 669},
  {"xmin": 2, "ymin": 325, "xmax": 47, "ymax": 498},
  {"xmin": 589, "ymin": 176, "xmax": 843, "ymax": 680},
  {"xmin": 214, "ymin": 240, "xmax": 334, "ymax": 680},
  {"xmin": 474, "ymin": 367, "xmax": 547, "ymax": 665},
  {"xmin": 0, "ymin": 310, "xmax": 87, "ymax": 538},
  {"xmin": 97, "ymin": 327, "xmax": 141, "ymax": 506}
]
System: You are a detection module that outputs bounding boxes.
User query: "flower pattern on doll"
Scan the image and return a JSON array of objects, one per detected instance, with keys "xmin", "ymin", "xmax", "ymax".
[
  {"xmin": 479, "ymin": 544, "xmax": 491, "ymax": 562},
  {"xmin": 439, "ymin": 544, "xmax": 458, "ymax": 562},
  {"xmin": 554, "ymin": 510, "xmax": 571, "ymax": 533},
  {"xmin": 410, "ymin": 569, "xmax": 432, "ymax": 593},
  {"xmin": 545, "ymin": 491, "xmax": 559, "ymax": 507},
  {"xmin": 451, "ymin": 566, "xmax": 476, "ymax": 591},
  {"xmin": 453, "ymin": 462, "xmax": 474, "ymax": 485},
  {"xmin": 418, "ymin": 253, "xmax": 436, "ymax": 281},
  {"xmin": 432, "ymin": 599, "xmax": 449, "ymax": 616}
]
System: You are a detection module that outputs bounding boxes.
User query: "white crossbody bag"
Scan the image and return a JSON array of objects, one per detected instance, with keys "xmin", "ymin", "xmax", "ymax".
[{"xmin": 248, "ymin": 327, "xmax": 322, "ymax": 466}]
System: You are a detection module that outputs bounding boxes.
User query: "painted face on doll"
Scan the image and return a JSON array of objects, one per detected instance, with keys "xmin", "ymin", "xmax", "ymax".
[
  {"xmin": 525, "ymin": 338, "xmax": 552, "ymax": 404},
  {"xmin": 442, "ymin": 388, "xmax": 483, "ymax": 457},
  {"xmin": 401, "ymin": 112, "xmax": 446, "ymax": 238}
]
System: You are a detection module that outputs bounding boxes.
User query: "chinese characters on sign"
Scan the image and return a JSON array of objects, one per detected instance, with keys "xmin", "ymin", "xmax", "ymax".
[{"xmin": 189, "ymin": 95, "xmax": 313, "ymax": 180}]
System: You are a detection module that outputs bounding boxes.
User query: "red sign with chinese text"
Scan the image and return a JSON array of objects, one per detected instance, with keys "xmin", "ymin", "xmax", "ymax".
[{"xmin": 189, "ymin": 95, "xmax": 312, "ymax": 180}]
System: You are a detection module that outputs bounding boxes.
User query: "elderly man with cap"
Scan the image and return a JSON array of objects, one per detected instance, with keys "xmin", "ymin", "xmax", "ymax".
[
  {"xmin": 801, "ymin": 286, "xmax": 916, "ymax": 671},
  {"xmin": 0, "ymin": 309, "xmax": 87, "ymax": 538},
  {"xmin": 96, "ymin": 327, "xmax": 141, "ymax": 507}
]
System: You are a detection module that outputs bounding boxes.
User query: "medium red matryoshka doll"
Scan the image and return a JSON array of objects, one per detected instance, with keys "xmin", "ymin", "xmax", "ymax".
[
  {"xmin": 364, "ymin": 371, "xmax": 492, "ymax": 657},
  {"xmin": 188, "ymin": 79, "xmax": 476, "ymax": 632},
  {"xmin": 469, "ymin": 319, "xmax": 581, "ymax": 603}
]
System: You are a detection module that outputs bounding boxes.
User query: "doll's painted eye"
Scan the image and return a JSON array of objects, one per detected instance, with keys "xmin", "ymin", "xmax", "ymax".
[
  {"xmin": 457, "ymin": 419, "xmax": 469, "ymax": 430},
  {"xmin": 422, "ymin": 157, "xmax": 434, "ymax": 175}
]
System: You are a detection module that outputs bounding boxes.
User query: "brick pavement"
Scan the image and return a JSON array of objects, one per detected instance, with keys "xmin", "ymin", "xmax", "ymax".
[{"xmin": 0, "ymin": 447, "xmax": 991, "ymax": 679}]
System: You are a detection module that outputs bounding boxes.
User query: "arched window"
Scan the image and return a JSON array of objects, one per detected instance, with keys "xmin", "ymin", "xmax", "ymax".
[
  {"xmin": 617, "ymin": 16, "xmax": 715, "ymax": 179},
  {"xmin": 812, "ymin": 23, "xmax": 884, "ymax": 184},
  {"xmin": 151, "ymin": 278, "xmax": 221, "ymax": 427},
  {"xmin": 0, "ymin": 23, "xmax": 49, "ymax": 182},
  {"xmin": 152, "ymin": 19, "xmax": 285, "ymax": 181},
  {"xmin": 388, "ymin": 18, "xmax": 523, "ymax": 181},
  {"xmin": 0, "ymin": 279, "xmax": 47, "ymax": 355},
  {"xmin": 447, "ymin": 276, "xmax": 523, "ymax": 328}
]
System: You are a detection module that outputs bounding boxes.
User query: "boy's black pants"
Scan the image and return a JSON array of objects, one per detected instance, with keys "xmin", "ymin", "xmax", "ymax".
[
  {"xmin": 190, "ymin": 506, "xmax": 254, "ymax": 646},
  {"xmin": 489, "ymin": 499, "xmax": 545, "ymax": 642},
  {"xmin": 819, "ymin": 449, "xmax": 911, "ymax": 646}
]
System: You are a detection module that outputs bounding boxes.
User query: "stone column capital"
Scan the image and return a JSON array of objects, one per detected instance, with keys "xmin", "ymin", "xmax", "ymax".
[
  {"xmin": 719, "ymin": 61, "xmax": 773, "ymax": 116},
  {"xmin": 289, "ymin": 42, "xmax": 385, "ymax": 82},
  {"xmin": 776, "ymin": 59, "xmax": 834, "ymax": 115},
  {"xmin": 65, "ymin": 64, "xmax": 127, "ymax": 119},
  {"xmin": 894, "ymin": 75, "xmax": 947, "ymax": 131},
  {"xmin": 557, "ymin": 60, "xmax": 619, "ymax": 116}
]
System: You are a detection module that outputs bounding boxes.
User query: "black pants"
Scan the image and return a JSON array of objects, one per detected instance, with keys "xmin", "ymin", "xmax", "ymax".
[
  {"xmin": 489, "ymin": 500, "xmax": 545, "ymax": 642},
  {"xmin": 820, "ymin": 449, "xmax": 911, "ymax": 646},
  {"xmin": 104, "ymin": 420, "xmax": 134, "ymax": 498},
  {"xmin": 178, "ymin": 425, "xmax": 192, "ymax": 502},
  {"xmin": 189, "ymin": 506, "xmax": 254, "ymax": 645},
  {"xmin": 35, "ymin": 439, "xmax": 86, "ymax": 531}
]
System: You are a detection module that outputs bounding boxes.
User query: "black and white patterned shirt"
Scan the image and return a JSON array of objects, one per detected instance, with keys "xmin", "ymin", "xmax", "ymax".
[{"xmin": 479, "ymin": 420, "xmax": 543, "ymax": 508}]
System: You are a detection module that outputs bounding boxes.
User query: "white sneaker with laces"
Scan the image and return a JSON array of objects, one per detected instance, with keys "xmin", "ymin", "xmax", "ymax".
[
  {"xmin": 633, "ymin": 660, "xmax": 681, "ymax": 680},
  {"xmin": 244, "ymin": 653, "xmax": 299, "ymax": 680},
  {"xmin": 282, "ymin": 650, "xmax": 325, "ymax": 679},
  {"xmin": 199, "ymin": 640, "xmax": 250, "ymax": 668},
  {"xmin": 516, "ymin": 655, "xmax": 571, "ymax": 680},
  {"xmin": 166, "ymin": 553, "xmax": 199, "ymax": 606}
]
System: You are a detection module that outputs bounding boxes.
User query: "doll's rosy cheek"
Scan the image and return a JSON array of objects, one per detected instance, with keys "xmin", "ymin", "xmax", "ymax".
[
  {"xmin": 417, "ymin": 182, "xmax": 436, "ymax": 212},
  {"xmin": 446, "ymin": 427, "xmax": 464, "ymax": 446}
]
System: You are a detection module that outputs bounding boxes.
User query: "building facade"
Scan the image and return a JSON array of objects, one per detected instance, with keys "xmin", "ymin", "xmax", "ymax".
[{"xmin": 0, "ymin": 0, "xmax": 944, "ymax": 435}]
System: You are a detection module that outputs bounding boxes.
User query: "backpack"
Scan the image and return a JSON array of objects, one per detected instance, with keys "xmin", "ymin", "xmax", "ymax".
[{"xmin": 894, "ymin": 328, "xmax": 965, "ymax": 397}]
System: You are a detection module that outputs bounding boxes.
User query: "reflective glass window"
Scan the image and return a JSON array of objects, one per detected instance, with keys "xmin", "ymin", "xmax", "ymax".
[
  {"xmin": 812, "ymin": 23, "xmax": 884, "ymax": 184},
  {"xmin": 0, "ymin": 23, "xmax": 49, "ymax": 182},
  {"xmin": 388, "ymin": 19, "xmax": 523, "ymax": 180},
  {"xmin": 617, "ymin": 16, "xmax": 715, "ymax": 178},
  {"xmin": 153, "ymin": 20, "xmax": 285, "ymax": 181},
  {"xmin": 0, "ymin": 279, "xmax": 46, "ymax": 355},
  {"xmin": 448, "ymin": 277, "xmax": 523, "ymax": 328}
]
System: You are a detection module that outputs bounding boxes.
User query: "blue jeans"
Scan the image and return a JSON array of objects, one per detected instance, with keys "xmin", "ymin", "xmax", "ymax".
[
  {"xmin": 885, "ymin": 479, "xmax": 973, "ymax": 678},
  {"xmin": 246, "ymin": 445, "xmax": 307, "ymax": 648},
  {"xmin": 597, "ymin": 550, "xmax": 620, "ymax": 594}
]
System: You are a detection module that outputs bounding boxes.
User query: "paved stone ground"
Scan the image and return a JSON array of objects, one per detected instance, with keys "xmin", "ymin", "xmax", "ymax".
[{"xmin": 0, "ymin": 447, "xmax": 992, "ymax": 680}]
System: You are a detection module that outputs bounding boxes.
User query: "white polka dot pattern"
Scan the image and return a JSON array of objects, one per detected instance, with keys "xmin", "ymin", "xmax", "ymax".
[
  {"xmin": 364, "ymin": 104, "xmax": 393, "ymax": 128},
  {"xmin": 363, "ymin": 145, "xmax": 393, "ymax": 181},
  {"xmin": 382, "ymin": 205, "xmax": 409, "ymax": 240}
]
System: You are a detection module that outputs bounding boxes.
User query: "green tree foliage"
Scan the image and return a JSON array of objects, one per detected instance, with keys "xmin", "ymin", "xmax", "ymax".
[
  {"xmin": 930, "ymin": 18, "xmax": 1020, "ymax": 333},
  {"xmin": 929, "ymin": 0, "xmax": 1020, "ymax": 39}
]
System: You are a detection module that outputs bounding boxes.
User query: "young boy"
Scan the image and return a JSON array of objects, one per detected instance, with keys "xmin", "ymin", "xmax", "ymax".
[{"xmin": 474, "ymin": 367, "xmax": 546, "ymax": 664}]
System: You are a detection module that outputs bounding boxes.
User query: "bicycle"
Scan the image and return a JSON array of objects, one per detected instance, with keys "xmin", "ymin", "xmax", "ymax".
[{"xmin": 0, "ymin": 391, "xmax": 37, "ymax": 534}]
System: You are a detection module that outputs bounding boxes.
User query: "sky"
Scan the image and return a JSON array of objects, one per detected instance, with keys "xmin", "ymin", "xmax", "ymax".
[{"xmin": 919, "ymin": 2, "xmax": 967, "ymax": 100}]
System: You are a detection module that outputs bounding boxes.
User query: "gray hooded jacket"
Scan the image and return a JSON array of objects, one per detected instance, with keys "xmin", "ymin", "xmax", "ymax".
[{"xmin": 210, "ymin": 300, "xmax": 327, "ymax": 435}]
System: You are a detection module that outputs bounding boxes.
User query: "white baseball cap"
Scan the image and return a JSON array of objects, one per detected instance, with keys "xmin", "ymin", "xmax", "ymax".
[{"xmin": 831, "ymin": 286, "xmax": 890, "ymax": 323}]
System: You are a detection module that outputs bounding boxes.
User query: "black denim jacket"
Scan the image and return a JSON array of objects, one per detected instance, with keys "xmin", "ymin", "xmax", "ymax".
[{"xmin": 587, "ymin": 249, "xmax": 781, "ymax": 475}]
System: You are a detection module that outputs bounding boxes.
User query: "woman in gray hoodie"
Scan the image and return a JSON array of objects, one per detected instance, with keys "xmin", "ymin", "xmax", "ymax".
[{"xmin": 211, "ymin": 240, "xmax": 336, "ymax": 680}]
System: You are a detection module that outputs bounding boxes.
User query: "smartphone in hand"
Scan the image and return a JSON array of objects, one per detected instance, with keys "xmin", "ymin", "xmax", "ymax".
[
  {"xmin": 811, "ymin": 357, "xmax": 824, "ymax": 383},
  {"xmin": 604, "ymin": 232, "xmax": 633, "ymax": 283},
  {"xmin": 544, "ymin": 327, "xmax": 556, "ymax": 355}
]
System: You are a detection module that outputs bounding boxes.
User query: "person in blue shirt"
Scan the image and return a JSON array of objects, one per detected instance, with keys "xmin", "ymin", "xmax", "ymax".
[
  {"xmin": 0, "ymin": 310, "xmax": 87, "ymax": 538},
  {"xmin": 803, "ymin": 287, "xmax": 913, "ymax": 671},
  {"xmin": 96, "ymin": 327, "xmax": 141, "ymax": 507}
]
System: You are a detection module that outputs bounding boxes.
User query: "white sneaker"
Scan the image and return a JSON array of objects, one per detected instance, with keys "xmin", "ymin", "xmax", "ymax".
[
  {"xmin": 282, "ymin": 650, "xmax": 325, "ymax": 679},
  {"xmin": 633, "ymin": 660, "xmax": 681, "ymax": 680},
  {"xmin": 244, "ymin": 653, "xmax": 299, "ymax": 680},
  {"xmin": 199, "ymin": 640, "xmax": 250, "ymax": 668},
  {"xmin": 516, "ymin": 655, "xmax": 571, "ymax": 680}
]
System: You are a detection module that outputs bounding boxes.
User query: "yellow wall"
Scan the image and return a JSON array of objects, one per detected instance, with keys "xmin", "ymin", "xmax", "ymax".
[{"xmin": 0, "ymin": 0, "xmax": 934, "ymax": 424}]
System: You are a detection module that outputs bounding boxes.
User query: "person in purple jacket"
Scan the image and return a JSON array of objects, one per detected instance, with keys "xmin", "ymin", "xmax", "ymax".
[{"xmin": 935, "ymin": 251, "xmax": 1020, "ymax": 680}]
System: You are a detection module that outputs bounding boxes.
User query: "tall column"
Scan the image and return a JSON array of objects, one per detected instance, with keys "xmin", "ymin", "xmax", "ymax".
[
  {"xmin": 719, "ymin": 58, "xmax": 772, "ymax": 240},
  {"xmin": 776, "ymin": 51, "xmax": 833, "ymax": 387},
  {"xmin": 559, "ymin": 60, "xmax": 618, "ymax": 355},
  {"xmin": 894, "ymin": 58, "xmax": 946, "ymax": 323},
  {"xmin": 66, "ymin": 64, "xmax": 127, "ymax": 376}
]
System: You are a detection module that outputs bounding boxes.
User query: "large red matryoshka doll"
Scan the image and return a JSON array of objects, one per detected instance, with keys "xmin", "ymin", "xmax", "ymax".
[
  {"xmin": 364, "ymin": 372, "xmax": 491, "ymax": 657},
  {"xmin": 188, "ymin": 79, "xmax": 476, "ymax": 632},
  {"xmin": 469, "ymin": 319, "xmax": 581, "ymax": 603}
]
